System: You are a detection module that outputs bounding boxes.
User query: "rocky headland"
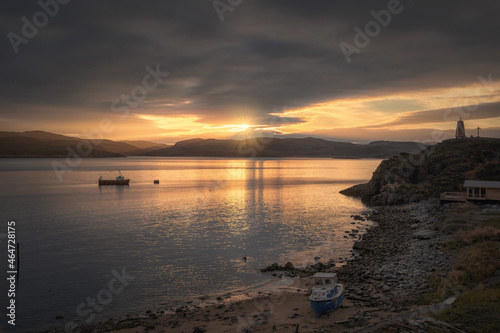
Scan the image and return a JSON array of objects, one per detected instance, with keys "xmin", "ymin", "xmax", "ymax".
[{"xmin": 340, "ymin": 137, "xmax": 500, "ymax": 205}]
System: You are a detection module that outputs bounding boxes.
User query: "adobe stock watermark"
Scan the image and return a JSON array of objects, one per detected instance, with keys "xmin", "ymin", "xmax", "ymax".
[
  {"xmin": 65, "ymin": 267, "xmax": 135, "ymax": 332},
  {"xmin": 237, "ymin": 292, "xmax": 287, "ymax": 333},
  {"xmin": 396, "ymin": 73, "xmax": 497, "ymax": 179},
  {"xmin": 51, "ymin": 118, "xmax": 115, "ymax": 182},
  {"xmin": 237, "ymin": 107, "xmax": 292, "ymax": 157},
  {"xmin": 111, "ymin": 64, "xmax": 170, "ymax": 120},
  {"xmin": 213, "ymin": 0, "xmax": 243, "ymax": 22},
  {"xmin": 51, "ymin": 64, "xmax": 169, "ymax": 182},
  {"xmin": 7, "ymin": 0, "xmax": 72, "ymax": 54},
  {"xmin": 339, "ymin": 0, "xmax": 405, "ymax": 64}
]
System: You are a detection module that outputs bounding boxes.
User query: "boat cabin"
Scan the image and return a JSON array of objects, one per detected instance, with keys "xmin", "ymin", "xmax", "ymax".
[
  {"xmin": 464, "ymin": 180, "xmax": 500, "ymax": 201},
  {"xmin": 312, "ymin": 272, "xmax": 337, "ymax": 286}
]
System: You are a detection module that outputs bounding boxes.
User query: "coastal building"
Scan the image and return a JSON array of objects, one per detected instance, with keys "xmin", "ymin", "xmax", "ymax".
[
  {"xmin": 456, "ymin": 118, "xmax": 466, "ymax": 138},
  {"xmin": 440, "ymin": 180, "xmax": 500, "ymax": 203},
  {"xmin": 464, "ymin": 180, "xmax": 500, "ymax": 201}
]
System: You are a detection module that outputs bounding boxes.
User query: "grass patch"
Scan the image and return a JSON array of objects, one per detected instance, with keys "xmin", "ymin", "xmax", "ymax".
[
  {"xmin": 435, "ymin": 226, "xmax": 500, "ymax": 294},
  {"xmin": 418, "ymin": 210, "xmax": 500, "ymax": 331},
  {"xmin": 484, "ymin": 216, "xmax": 500, "ymax": 228},
  {"xmin": 416, "ymin": 276, "xmax": 464, "ymax": 306},
  {"xmin": 428, "ymin": 238, "xmax": 500, "ymax": 303},
  {"xmin": 454, "ymin": 241, "xmax": 500, "ymax": 284},
  {"xmin": 432, "ymin": 285, "xmax": 500, "ymax": 333}
]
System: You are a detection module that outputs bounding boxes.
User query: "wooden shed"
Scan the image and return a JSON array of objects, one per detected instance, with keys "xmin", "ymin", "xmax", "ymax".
[{"xmin": 464, "ymin": 180, "xmax": 500, "ymax": 201}]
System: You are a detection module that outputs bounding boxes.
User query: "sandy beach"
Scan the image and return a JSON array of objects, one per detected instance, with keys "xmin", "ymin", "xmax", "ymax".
[{"xmin": 69, "ymin": 276, "xmax": 374, "ymax": 333}]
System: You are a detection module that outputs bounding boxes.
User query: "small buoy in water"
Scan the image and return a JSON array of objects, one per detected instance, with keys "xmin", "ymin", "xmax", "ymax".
[{"xmin": 154, "ymin": 180, "xmax": 159, "ymax": 184}]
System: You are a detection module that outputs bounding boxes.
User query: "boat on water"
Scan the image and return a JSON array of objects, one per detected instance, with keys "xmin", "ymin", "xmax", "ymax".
[
  {"xmin": 98, "ymin": 171, "xmax": 130, "ymax": 186},
  {"xmin": 309, "ymin": 272, "xmax": 344, "ymax": 317}
]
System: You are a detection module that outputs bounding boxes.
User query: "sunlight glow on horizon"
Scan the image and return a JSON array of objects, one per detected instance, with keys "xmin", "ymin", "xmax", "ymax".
[
  {"xmin": 42, "ymin": 80, "xmax": 500, "ymax": 144},
  {"xmin": 138, "ymin": 114, "xmax": 257, "ymax": 138},
  {"xmin": 266, "ymin": 81, "xmax": 500, "ymax": 137}
]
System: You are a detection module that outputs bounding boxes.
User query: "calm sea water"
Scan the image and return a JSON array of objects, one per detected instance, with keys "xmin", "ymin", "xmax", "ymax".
[{"xmin": 0, "ymin": 157, "xmax": 380, "ymax": 332}]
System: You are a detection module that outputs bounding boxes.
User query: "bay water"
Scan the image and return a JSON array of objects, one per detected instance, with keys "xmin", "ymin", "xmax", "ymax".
[{"xmin": 0, "ymin": 157, "xmax": 380, "ymax": 331}]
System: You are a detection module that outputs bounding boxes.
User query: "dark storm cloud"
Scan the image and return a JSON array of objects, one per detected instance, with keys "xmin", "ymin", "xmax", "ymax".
[
  {"xmin": 371, "ymin": 101, "xmax": 500, "ymax": 128},
  {"xmin": 1, "ymin": 0, "xmax": 500, "ymax": 124}
]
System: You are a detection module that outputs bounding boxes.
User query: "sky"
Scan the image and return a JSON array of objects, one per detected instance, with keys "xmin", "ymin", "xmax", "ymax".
[{"xmin": 1, "ymin": 0, "xmax": 500, "ymax": 144}]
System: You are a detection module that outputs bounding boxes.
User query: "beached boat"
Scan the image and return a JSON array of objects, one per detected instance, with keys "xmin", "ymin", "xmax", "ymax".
[
  {"xmin": 309, "ymin": 272, "xmax": 344, "ymax": 317},
  {"xmin": 98, "ymin": 171, "xmax": 130, "ymax": 186}
]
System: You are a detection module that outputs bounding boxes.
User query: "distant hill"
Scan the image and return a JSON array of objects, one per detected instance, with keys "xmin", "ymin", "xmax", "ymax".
[
  {"xmin": 0, "ymin": 135, "xmax": 124, "ymax": 158},
  {"xmin": 0, "ymin": 131, "xmax": 167, "ymax": 158},
  {"xmin": 146, "ymin": 137, "xmax": 427, "ymax": 158},
  {"xmin": 340, "ymin": 137, "xmax": 500, "ymax": 205},
  {"xmin": 0, "ymin": 130, "xmax": 77, "ymax": 141},
  {"xmin": 0, "ymin": 131, "xmax": 428, "ymax": 159},
  {"xmin": 121, "ymin": 140, "xmax": 170, "ymax": 155}
]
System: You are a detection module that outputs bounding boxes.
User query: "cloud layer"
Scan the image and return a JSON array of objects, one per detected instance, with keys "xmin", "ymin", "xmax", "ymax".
[{"xmin": 1, "ymin": 0, "xmax": 500, "ymax": 142}]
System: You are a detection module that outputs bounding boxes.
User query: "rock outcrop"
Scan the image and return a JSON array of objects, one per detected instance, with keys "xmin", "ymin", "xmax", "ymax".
[{"xmin": 340, "ymin": 137, "xmax": 500, "ymax": 205}]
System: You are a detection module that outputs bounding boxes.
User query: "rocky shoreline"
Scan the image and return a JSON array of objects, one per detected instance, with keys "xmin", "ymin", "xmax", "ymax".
[
  {"xmin": 253, "ymin": 198, "xmax": 458, "ymax": 332},
  {"xmin": 338, "ymin": 199, "xmax": 449, "ymax": 311},
  {"xmin": 261, "ymin": 199, "xmax": 450, "ymax": 311},
  {"xmin": 339, "ymin": 199, "xmax": 477, "ymax": 333}
]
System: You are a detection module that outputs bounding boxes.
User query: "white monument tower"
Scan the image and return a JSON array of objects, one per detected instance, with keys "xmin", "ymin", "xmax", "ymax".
[{"xmin": 456, "ymin": 118, "xmax": 466, "ymax": 138}]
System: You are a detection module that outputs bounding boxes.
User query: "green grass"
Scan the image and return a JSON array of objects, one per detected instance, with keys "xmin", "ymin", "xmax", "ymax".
[
  {"xmin": 425, "ymin": 237, "xmax": 500, "ymax": 302},
  {"xmin": 432, "ymin": 285, "xmax": 500, "ymax": 333},
  {"xmin": 418, "ymin": 211, "xmax": 500, "ymax": 331},
  {"xmin": 484, "ymin": 216, "xmax": 500, "ymax": 227}
]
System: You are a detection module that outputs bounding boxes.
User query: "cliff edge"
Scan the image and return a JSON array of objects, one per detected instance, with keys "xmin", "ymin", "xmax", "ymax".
[{"xmin": 340, "ymin": 137, "xmax": 500, "ymax": 205}]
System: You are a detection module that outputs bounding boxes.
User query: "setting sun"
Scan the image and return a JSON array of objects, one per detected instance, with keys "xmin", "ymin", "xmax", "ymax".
[{"xmin": 235, "ymin": 124, "xmax": 249, "ymax": 131}]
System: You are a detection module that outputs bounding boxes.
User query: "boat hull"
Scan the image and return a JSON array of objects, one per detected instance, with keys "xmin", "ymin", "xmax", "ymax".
[
  {"xmin": 98, "ymin": 179, "xmax": 130, "ymax": 186},
  {"xmin": 309, "ymin": 290, "xmax": 344, "ymax": 317}
]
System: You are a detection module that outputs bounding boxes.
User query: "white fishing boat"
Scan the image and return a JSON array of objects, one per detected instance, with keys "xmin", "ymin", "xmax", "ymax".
[{"xmin": 309, "ymin": 272, "xmax": 344, "ymax": 317}]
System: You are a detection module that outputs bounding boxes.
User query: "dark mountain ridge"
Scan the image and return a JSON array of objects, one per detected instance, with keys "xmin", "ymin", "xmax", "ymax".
[
  {"xmin": 0, "ymin": 131, "xmax": 168, "ymax": 157},
  {"xmin": 0, "ymin": 130, "xmax": 427, "ymax": 159},
  {"xmin": 146, "ymin": 137, "xmax": 427, "ymax": 158}
]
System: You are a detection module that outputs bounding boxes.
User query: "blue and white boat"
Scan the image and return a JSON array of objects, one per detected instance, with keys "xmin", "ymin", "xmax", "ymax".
[{"xmin": 309, "ymin": 272, "xmax": 344, "ymax": 317}]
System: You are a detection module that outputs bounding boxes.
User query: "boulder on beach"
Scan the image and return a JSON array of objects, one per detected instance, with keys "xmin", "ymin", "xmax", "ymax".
[
  {"xmin": 260, "ymin": 263, "xmax": 279, "ymax": 272},
  {"xmin": 353, "ymin": 241, "xmax": 363, "ymax": 250}
]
